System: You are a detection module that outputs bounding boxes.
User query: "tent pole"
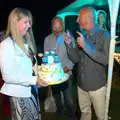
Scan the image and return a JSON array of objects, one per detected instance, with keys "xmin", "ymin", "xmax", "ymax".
[{"xmin": 104, "ymin": 0, "xmax": 120, "ymax": 120}]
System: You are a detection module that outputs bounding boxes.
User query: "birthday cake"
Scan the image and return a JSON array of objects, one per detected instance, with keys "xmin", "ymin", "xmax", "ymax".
[{"xmin": 38, "ymin": 51, "xmax": 69, "ymax": 85}]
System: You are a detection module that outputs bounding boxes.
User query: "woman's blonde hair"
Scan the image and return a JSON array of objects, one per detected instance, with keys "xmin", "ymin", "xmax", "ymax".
[{"xmin": 5, "ymin": 7, "xmax": 37, "ymax": 57}]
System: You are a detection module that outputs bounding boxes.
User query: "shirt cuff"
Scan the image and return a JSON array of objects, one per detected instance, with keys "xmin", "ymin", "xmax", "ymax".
[{"xmin": 29, "ymin": 76, "xmax": 37, "ymax": 85}]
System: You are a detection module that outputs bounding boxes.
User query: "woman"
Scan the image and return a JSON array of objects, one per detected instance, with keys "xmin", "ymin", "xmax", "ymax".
[
  {"xmin": 97, "ymin": 10, "xmax": 107, "ymax": 30},
  {"xmin": 0, "ymin": 8, "xmax": 48, "ymax": 120}
]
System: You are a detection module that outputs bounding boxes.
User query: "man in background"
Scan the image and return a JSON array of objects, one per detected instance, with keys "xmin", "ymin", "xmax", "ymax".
[{"xmin": 44, "ymin": 16, "xmax": 77, "ymax": 120}]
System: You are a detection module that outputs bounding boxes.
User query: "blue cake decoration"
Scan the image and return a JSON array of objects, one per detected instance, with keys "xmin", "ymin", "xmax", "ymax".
[
  {"xmin": 42, "ymin": 57, "xmax": 48, "ymax": 63},
  {"xmin": 44, "ymin": 51, "xmax": 50, "ymax": 57},
  {"xmin": 43, "ymin": 50, "xmax": 60, "ymax": 63},
  {"xmin": 54, "ymin": 56, "xmax": 60, "ymax": 62}
]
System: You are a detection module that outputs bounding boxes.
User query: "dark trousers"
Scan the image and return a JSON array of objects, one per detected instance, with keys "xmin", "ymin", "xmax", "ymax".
[{"xmin": 51, "ymin": 75, "xmax": 77, "ymax": 120}]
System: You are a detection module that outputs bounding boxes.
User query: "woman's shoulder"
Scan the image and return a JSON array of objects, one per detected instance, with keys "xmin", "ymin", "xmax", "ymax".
[
  {"xmin": 1, "ymin": 36, "xmax": 13, "ymax": 44},
  {"xmin": 0, "ymin": 37, "xmax": 14, "ymax": 48}
]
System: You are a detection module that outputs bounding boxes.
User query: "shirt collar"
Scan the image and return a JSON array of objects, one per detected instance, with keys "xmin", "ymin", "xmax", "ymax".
[
  {"xmin": 87, "ymin": 24, "xmax": 101, "ymax": 36},
  {"xmin": 52, "ymin": 31, "xmax": 65, "ymax": 37}
]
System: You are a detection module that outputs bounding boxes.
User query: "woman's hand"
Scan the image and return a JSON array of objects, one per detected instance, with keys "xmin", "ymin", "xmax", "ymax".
[{"xmin": 36, "ymin": 78, "xmax": 48, "ymax": 87}]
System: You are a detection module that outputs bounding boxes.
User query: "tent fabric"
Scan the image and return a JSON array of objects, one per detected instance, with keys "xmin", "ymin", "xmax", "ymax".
[{"xmin": 57, "ymin": 0, "xmax": 108, "ymax": 15}]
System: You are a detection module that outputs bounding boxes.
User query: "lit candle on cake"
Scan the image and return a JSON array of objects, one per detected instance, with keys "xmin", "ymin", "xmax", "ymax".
[{"xmin": 38, "ymin": 53, "xmax": 43, "ymax": 57}]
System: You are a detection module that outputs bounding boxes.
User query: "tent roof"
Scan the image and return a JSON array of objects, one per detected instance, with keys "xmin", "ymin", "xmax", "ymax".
[{"xmin": 57, "ymin": 0, "xmax": 108, "ymax": 15}]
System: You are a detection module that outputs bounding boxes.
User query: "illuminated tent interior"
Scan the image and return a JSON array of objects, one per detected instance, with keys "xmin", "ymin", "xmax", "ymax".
[{"xmin": 57, "ymin": 0, "xmax": 108, "ymax": 19}]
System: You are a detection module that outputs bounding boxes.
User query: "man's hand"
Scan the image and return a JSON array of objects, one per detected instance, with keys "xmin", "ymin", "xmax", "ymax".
[
  {"xmin": 64, "ymin": 31, "xmax": 73, "ymax": 45},
  {"xmin": 63, "ymin": 66, "xmax": 70, "ymax": 73},
  {"xmin": 76, "ymin": 31, "xmax": 85, "ymax": 48}
]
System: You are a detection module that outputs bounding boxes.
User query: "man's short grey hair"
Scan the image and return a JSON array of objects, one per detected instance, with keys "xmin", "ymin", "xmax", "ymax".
[{"xmin": 51, "ymin": 16, "xmax": 63, "ymax": 25}]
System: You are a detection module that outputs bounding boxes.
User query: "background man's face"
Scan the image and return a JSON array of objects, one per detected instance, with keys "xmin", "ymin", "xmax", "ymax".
[
  {"xmin": 98, "ymin": 13, "xmax": 106, "ymax": 24},
  {"xmin": 52, "ymin": 19, "xmax": 63, "ymax": 36}
]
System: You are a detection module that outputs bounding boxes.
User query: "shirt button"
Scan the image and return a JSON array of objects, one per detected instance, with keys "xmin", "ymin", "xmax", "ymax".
[
  {"xmin": 82, "ymin": 74, "xmax": 84, "ymax": 77},
  {"xmin": 81, "ymin": 67, "xmax": 83, "ymax": 69}
]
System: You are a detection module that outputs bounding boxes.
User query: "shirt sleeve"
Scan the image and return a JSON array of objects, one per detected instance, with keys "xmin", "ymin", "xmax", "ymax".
[
  {"xmin": 65, "ymin": 42, "xmax": 81, "ymax": 64},
  {"xmin": 62, "ymin": 53, "xmax": 74, "ymax": 70},
  {"xmin": 0, "ymin": 40, "xmax": 37, "ymax": 86},
  {"xmin": 83, "ymin": 31, "xmax": 110, "ymax": 66}
]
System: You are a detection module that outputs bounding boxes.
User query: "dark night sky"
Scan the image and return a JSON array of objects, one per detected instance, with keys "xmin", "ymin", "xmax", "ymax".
[{"xmin": 0, "ymin": 0, "xmax": 75, "ymax": 50}]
